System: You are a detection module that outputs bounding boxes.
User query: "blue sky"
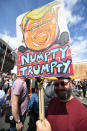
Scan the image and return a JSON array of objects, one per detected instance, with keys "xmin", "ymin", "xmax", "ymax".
[{"xmin": 0, "ymin": 0, "xmax": 87, "ymax": 62}]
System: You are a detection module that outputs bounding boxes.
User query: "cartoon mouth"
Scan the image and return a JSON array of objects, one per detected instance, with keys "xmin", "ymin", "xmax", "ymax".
[
  {"xmin": 32, "ymin": 42, "xmax": 39, "ymax": 47},
  {"xmin": 32, "ymin": 31, "xmax": 50, "ymax": 47}
]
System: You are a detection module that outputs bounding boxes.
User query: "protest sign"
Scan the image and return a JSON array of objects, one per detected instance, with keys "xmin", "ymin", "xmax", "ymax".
[{"xmin": 16, "ymin": 0, "xmax": 73, "ymax": 78}]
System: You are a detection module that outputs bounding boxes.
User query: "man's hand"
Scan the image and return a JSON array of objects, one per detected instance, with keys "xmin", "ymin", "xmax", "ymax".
[
  {"xmin": 16, "ymin": 122, "xmax": 23, "ymax": 131},
  {"xmin": 36, "ymin": 118, "xmax": 52, "ymax": 131}
]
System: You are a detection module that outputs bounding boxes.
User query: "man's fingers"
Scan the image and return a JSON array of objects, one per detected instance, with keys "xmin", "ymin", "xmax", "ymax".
[
  {"xmin": 44, "ymin": 119, "xmax": 51, "ymax": 128},
  {"xmin": 36, "ymin": 119, "xmax": 52, "ymax": 131},
  {"xmin": 36, "ymin": 120, "xmax": 42, "ymax": 126}
]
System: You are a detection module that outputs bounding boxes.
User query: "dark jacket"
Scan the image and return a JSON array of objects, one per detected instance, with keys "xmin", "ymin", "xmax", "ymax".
[{"xmin": 44, "ymin": 85, "xmax": 56, "ymax": 112}]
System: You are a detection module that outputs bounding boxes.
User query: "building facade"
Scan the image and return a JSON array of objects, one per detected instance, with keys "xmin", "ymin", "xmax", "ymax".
[
  {"xmin": 0, "ymin": 39, "xmax": 16, "ymax": 73},
  {"xmin": 73, "ymin": 60, "xmax": 87, "ymax": 79}
]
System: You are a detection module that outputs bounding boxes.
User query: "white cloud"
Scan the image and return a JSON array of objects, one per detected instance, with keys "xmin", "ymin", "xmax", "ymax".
[
  {"xmin": 82, "ymin": 22, "xmax": 87, "ymax": 29},
  {"xmin": 71, "ymin": 40, "xmax": 87, "ymax": 62},
  {"xmin": 71, "ymin": 40, "xmax": 87, "ymax": 53},
  {"xmin": 64, "ymin": 0, "xmax": 78, "ymax": 10},
  {"xmin": 73, "ymin": 36, "xmax": 84, "ymax": 41},
  {"xmin": 0, "ymin": 33, "xmax": 18, "ymax": 50},
  {"xmin": 63, "ymin": 0, "xmax": 87, "ymax": 62},
  {"xmin": 65, "ymin": 10, "xmax": 83, "ymax": 26},
  {"xmin": 64, "ymin": 0, "xmax": 84, "ymax": 26},
  {"xmin": 3, "ymin": 30, "xmax": 10, "ymax": 36}
]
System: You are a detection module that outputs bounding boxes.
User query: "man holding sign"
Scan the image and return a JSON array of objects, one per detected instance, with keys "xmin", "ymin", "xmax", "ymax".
[
  {"xmin": 36, "ymin": 77, "xmax": 87, "ymax": 131},
  {"xmin": 16, "ymin": 1, "xmax": 86, "ymax": 130}
]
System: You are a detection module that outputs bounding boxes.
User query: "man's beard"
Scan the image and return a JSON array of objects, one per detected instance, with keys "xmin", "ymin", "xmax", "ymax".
[{"xmin": 54, "ymin": 87, "xmax": 72, "ymax": 101}]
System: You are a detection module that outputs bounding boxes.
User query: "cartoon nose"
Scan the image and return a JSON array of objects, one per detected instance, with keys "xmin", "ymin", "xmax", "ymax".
[
  {"xmin": 36, "ymin": 33, "xmax": 48, "ymax": 43},
  {"xmin": 32, "ymin": 31, "xmax": 49, "ymax": 44}
]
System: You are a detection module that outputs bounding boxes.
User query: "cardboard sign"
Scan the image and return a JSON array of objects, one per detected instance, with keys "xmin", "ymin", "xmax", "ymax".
[{"xmin": 16, "ymin": 0, "xmax": 73, "ymax": 78}]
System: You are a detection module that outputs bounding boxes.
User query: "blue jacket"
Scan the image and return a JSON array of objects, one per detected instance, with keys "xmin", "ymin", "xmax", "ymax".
[{"xmin": 27, "ymin": 93, "xmax": 38, "ymax": 113}]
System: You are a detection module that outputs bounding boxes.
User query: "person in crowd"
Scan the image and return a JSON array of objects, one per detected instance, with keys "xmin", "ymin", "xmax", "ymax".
[
  {"xmin": 0, "ymin": 72, "xmax": 2, "ymax": 78},
  {"xmin": 0, "ymin": 85, "xmax": 6, "ymax": 117},
  {"xmin": 12, "ymin": 74, "xmax": 17, "ymax": 86},
  {"xmin": 36, "ymin": 77, "xmax": 87, "ymax": 131},
  {"xmin": 6, "ymin": 74, "xmax": 17, "ymax": 102},
  {"xmin": 27, "ymin": 87, "xmax": 39, "ymax": 131},
  {"xmin": 44, "ymin": 80, "xmax": 56, "ymax": 112},
  {"xmin": 10, "ymin": 77, "xmax": 30, "ymax": 131},
  {"xmin": 0, "ymin": 77, "xmax": 1, "ymax": 88},
  {"xmin": 27, "ymin": 88, "xmax": 38, "ymax": 114},
  {"xmin": 0, "ymin": 89, "xmax": 6, "ymax": 117},
  {"xmin": 77, "ymin": 81, "xmax": 83, "ymax": 98},
  {"xmin": 0, "ymin": 74, "xmax": 5, "ymax": 90},
  {"xmin": 82, "ymin": 79, "xmax": 87, "ymax": 97}
]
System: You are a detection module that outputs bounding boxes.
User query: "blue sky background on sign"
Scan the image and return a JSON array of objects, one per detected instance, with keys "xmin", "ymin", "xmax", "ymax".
[{"xmin": 0, "ymin": 0, "xmax": 87, "ymax": 62}]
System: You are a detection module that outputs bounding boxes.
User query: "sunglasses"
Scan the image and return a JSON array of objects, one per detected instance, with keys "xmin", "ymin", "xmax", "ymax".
[{"xmin": 54, "ymin": 81, "xmax": 70, "ymax": 87}]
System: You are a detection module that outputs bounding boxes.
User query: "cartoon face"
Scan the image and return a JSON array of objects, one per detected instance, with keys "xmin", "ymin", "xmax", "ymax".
[{"xmin": 23, "ymin": 11, "xmax": 59, "ymax": 51}]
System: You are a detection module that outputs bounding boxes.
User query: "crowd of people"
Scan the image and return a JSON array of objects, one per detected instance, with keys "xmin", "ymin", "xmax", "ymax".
[
  {"xmin": 0, "ymin": 71, "xmax": 87, "ymax": 131},
  {"xmin": 72, "ymin": 79, "xmax": 87, "ymax": 98},
  {"xmin": 0, "ymin": 72, "xmax": 15, "ymax": 118}
]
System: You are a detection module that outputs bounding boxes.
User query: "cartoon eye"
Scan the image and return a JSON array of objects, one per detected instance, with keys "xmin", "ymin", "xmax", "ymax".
[
  {"xmin": 41, "ymin": 18, "xmax": 51, "ymax": 26},
  {"xmin": 26, "ymin": 23, "xmax": 39, "ymax": 31}
]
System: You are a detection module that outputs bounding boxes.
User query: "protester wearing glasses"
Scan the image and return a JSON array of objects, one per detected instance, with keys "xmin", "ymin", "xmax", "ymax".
[{"xmin": 36, "ymin": 77, "xmax": 87, "ymax": 131}]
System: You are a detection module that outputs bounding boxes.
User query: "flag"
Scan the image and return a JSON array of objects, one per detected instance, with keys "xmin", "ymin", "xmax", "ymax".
[{"xmin": 11, "ymin": 48, "xmax": 17, "ymax": 54}]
